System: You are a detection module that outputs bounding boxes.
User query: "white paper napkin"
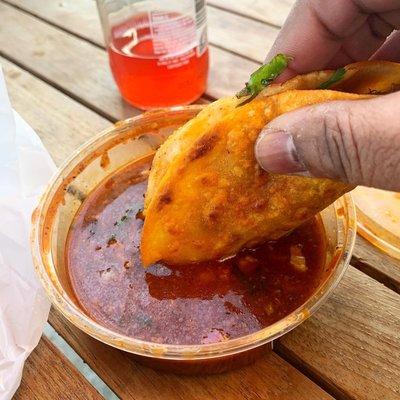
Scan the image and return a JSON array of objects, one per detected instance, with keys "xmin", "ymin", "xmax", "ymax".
[{"xmin": 0, "ymin": 68, "xmax": 56, "ymax": 399}]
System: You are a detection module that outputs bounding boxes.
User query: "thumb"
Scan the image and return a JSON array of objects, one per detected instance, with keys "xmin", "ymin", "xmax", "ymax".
[{"xmin": 255, "ymin": 91, "xmax": 400, "ymax": 191}]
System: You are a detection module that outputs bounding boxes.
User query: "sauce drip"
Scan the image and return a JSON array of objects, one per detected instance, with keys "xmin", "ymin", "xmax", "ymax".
[{"xmin": 67, "ymin": 161, "xmax": 327, "ymax": 345}]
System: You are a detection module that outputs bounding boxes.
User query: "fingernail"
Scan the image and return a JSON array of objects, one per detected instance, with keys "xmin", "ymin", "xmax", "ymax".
[{"xmin": 255, "ymin": 129, "xmax": 307, "ymax": 174}]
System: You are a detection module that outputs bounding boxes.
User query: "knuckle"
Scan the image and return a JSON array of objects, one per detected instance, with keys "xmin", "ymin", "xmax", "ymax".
[
  {"xmin": 323, "ymin": 99, "xmax": 400, "ymax": 188},
  {"xmin": 292, "ymin": 94, "xmax": 400, "ymax": 189},
  {"xmin": 312, "ymin": 102, "xmax": 362, "ymax": 183},
  {"xmin": 332, "ymin": 105, "xmax": 365, "ymax": 184}
]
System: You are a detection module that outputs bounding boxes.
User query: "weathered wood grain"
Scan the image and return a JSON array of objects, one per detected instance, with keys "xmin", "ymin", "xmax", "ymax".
[
  {"xmin": 1, "ymin": 56, "xmax": 111, "ymax": 165},
  {"xmin": 15, "ymin": 336, "xmax": 101, "ymax": 400},
  {"xmin": 208, "ymin": 6, "xmax": 277, "ymax": 62},
  {"xmin": 49, "ymin": 309, "xmax": 333, "ymax": 400},
  {"xmin": 352, "ymin": 235, "xmax": 400, "ymax": 293},
  {"xmin": 0, "ymin": 1, "xmax": 259, "ymax": 108},
  {"xmin": 277, "ymin": 267, "xmax": 400, "ymax": 400},
  {"xmin": 0, "ymin": 1, "xmax": 139, "ymax": 121},
  {"xmin": 5, "ymin": 0, "xmax": 278, "ymax": 63},
  {"xmin": 208, "ymin": 0, "xmax": 295, "ymax": 27},
  {"xmin": 2, "ymin": 0, "xmax": 103, "ymax": 46}
]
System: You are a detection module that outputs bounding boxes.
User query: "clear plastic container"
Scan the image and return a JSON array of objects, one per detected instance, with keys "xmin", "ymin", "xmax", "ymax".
[
  {"xmin": 353, "ymin": 186, "xmax": 400, "ymax": 259},
  {"xmin": 97, "ymin": 0, "xmax": 209, "ymax": 109},
  {"xmin": 31, "ymin": 106, "xmax": 356, "ymax": 374}
]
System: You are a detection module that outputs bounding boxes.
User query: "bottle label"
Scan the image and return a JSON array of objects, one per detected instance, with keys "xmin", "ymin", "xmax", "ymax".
[
  {"xmin": 150, "ymin": 11, "xmax": 196, "ymax": 57},
  {"xmin": 148, "ymin": 1, "xmax": 207, "ymax": 69},
  {"xmin": 194, "ymin": 0, "xmax": 208, "ymax": 57}
]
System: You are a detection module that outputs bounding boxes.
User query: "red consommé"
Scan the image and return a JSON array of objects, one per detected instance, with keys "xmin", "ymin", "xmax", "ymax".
[{"xmin": 66, "ymin": 160, "xmax": 328, "ymax": 345}]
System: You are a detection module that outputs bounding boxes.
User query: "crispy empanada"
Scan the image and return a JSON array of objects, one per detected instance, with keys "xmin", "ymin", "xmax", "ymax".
[{"xmin": 141, "ymin": 60, "xmax": 400, "ymax": 265}]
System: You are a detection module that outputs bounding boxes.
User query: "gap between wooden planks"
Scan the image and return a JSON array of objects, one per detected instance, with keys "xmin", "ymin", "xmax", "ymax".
[
  {"xmin": 3, "ymin": 50, "xmax": 400, "ymax": 400},
  {"xmin": 352, "ymin": 235, "xmax": 400, "ymax": 293},
  {"xmin": 0, "ymin": 0, "xmax": 260, "ymax": 109},
  {"xmin": 3, "ymin": 0, "xmax": 279, "ymax": 63},
  {"xmin": 1, "ymin": 0, "xmax": 399, "ymax": 291},
  {"xmin": 207, "ymin": 0, "xmax": 295, "ymax": 28},
  {"xmin": 14, "ymin": 336, "xmax": 102, "ymax": 400}
]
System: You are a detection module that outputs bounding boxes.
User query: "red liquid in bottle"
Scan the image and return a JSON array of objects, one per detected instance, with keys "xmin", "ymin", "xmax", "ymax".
[{"xmin": 108, "ymin": 12, "xmax": 208, "ymax": 109}]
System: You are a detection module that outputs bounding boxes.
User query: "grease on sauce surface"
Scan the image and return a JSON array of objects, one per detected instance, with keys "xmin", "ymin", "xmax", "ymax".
[{"xmin": 67, "ymin": 161, "xmax": 327, "ymax": 345}]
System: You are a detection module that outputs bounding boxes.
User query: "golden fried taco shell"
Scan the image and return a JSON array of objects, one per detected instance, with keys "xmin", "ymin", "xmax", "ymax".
[
  {"xmin": 142, "ymin": 90, "xmax": 362, "ymax": 265},
  {"xmin": 142, "ymin": 61, "xmax": 400, "ymax": 266}
]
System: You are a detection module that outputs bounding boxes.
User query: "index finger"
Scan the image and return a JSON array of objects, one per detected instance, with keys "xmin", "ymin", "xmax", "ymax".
[{"xmin": 266, "ymin": 0, "xmax": 400, "ymax": 80}]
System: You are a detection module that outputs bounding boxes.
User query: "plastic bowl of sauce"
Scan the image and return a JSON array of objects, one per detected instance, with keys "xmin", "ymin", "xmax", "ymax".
[{"xmin": 31, "ymin": 106, "xmax": 356, "ymax": 374}]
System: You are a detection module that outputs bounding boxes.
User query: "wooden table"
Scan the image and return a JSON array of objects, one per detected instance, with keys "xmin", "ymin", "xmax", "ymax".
[{"xmin": 1, "ymin": 1, "xmax": 399, "ymax": 399}]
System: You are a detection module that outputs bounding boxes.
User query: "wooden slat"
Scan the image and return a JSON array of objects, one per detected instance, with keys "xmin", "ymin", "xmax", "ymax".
[
  {"xmin": 4, "ymin": 0, "xmax": 103, "ymax": 46},
  {"xmin": 207, "ymin": 47, "xmax": 257, "ymax": 97},
  {"xmin": 5, "ymin": 0, "xmax": 278, "ymax": 63},
  {"xmin": 207, "ymin": 6, "xmax": 277, "ymax": 62},
  {"xmin": 352, "ymin": 235, "xmax": 400, "ymax": 293},
  {"xmin": 0, "ymin": 1, "xmax": 138, "ymax": 121},
  {"xmin": 15, "ymin": 336, "xmax": 102, "ymax": 400},
  {"xmin": 1, "ymin": 56, "xmax": 111, "ymax": 165},
  {"xmin": 277, "ymin": 267, "xmax": 400, "ymax": 400},
  {"xmin": 49, "ymin": 309, "xmax": 333, "ymax": 400},
  {"xmin": 0, "ymin": 1, "xmax": 258, "ymax": 110},
  {"xmin": 208, "ymin": 0, "xmax": 295, "ymax": 27}
]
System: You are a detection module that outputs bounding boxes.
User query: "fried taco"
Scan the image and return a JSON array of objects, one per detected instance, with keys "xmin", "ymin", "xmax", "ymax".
[{"xmin": 141, "ymin": 57, "xmax": 400, "ymax": 265}]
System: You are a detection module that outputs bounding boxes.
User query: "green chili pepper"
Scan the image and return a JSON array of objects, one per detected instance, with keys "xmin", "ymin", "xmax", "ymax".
[
  {"xmin": 318, "ymin": 67, "xmax": 346, "ymax": 89},
  {"xmin": 236, "ymin": 54, "xmax": 293, "ymax": 105}
]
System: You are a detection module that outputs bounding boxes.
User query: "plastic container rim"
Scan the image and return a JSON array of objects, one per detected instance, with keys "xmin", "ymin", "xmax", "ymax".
[{"xmin": 31, "ymin": 105, "xmax": 356, "ymax": 361}]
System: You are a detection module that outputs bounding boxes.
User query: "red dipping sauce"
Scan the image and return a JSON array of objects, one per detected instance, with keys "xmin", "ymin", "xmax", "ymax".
[{"xmin": 67, "ymin": 161, "xmax": 327, "ymax": 345}]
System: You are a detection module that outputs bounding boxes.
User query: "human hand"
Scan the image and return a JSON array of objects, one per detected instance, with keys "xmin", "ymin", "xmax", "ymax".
[{"xmin": 255, "ymin": 0, "xmax": 400, "ymax": 191}]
